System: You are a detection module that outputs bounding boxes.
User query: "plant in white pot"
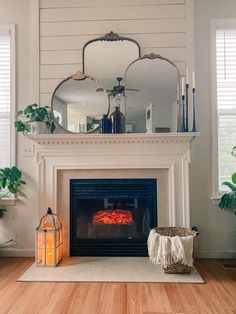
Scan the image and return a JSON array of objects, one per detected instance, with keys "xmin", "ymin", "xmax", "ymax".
[
  {"xmin": 0, "ymin": 166, "xmax": 26, "ymax": 218},
  {"xmin": 219, "ymin": 146, "xmax": 236, "ymax": 216},
  {"xmin": 14, "ymin": 103, "xmax": 56, "ymax": 135},
  {"xmin": 218, "ymin": 146, "xmax": 236, "ymax": 269}
]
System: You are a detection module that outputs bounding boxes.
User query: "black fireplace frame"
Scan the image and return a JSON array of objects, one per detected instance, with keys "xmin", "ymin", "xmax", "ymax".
[{"xmin": 70, "ymin": 178, "xmax": 157, "ymax": 256}]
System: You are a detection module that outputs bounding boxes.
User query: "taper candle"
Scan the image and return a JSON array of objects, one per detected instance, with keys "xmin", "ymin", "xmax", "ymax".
[
  {"xmin": 192, "ymin": 71, "xmax": 195, "ymax": 89},
  {"xmin": 181, "ymin": 77, "xmax": 185, "ymax": 95},
  {"xmin": 186, "ymin": 67, "xmax": 189, "ymax": 84}
]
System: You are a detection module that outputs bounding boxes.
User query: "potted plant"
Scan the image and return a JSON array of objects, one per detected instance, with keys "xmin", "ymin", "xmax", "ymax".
[
  {"xmin": 0, "ymin": 166, "xmax": 26, "ymax": 218},
  {"xmin": 218, "ymin": 146, "xmax": 236, "ymax": 269},
  {"xmin": 14, "ymin": 103, "xmax": 56, "ymax": 135},
  {"xmin": 219, "ymin": 146, "xmax": 236, "ymax": 216}
]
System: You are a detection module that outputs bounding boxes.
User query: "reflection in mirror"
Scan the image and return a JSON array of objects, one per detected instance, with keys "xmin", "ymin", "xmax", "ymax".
[
  {"xmin": 51, "ymin": 72, "xmax": 110, "ymax": 133},
  {"xmin": 83, "ymin": 31, "xmax": 140, "ymax": 114},
  {"xmin": 125, "ymin": 53, "xmax": 180, "ymax": 133}
]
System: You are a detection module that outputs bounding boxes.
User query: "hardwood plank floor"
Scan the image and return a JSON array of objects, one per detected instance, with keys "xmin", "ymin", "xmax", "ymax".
[{"xmin": 0, "ymin": 258, "xmax": 235, "ymax": 314}]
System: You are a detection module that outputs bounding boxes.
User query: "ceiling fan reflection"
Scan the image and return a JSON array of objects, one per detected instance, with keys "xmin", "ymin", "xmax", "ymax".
[{"xmin": 96, "ymin": 77, "xmax": 139, "ymax": 97}]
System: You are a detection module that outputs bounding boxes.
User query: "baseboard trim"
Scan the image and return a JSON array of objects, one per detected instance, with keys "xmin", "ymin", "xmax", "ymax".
[
  {"xmin": 197, "ymin": 249, "xmax": 236, "ymax": 259},
  {"xmin": 0, "ymin": 248, "xmax": 34, "ymax": 257}
]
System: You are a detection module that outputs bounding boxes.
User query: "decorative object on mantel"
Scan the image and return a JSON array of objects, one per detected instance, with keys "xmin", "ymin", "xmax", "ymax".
[
  {"xmin": 14, "ymin": 103, "xmax": 56, "ymax": 135},
  {"xmin": 147, "ymin": 227, "xmax": 199, "ymax": 274},
  {"xmin": 100, "ymin": 114, "xmax": 112, "ymax": 134},
  {"xmin": 0, "ymin": 166, "xmax": 25, "ymax": 218},
  {"xmin": 181, "ymin": 70, "xmax": 197, "ymax": 132},
  {"xmin": 51, "ymin": 71, "xmax": 110, "ymax": 134},
  {"xmin": 110, "ymin": 106, "xmax": 126, "ymax": 133},
  {"xmin": 36, "ymin": 207, "xmax": 63, "ymax": 267},
  {"xmin": 125, "ymin": 52, "xmax": 180, "ymax": 133},
  {"xmin": 191, "ymin": 71, "xmax": 197, "ymax": 132}
]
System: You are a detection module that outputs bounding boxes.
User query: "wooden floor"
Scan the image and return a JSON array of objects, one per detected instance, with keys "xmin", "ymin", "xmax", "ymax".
[{"xmin": 0, "ymin": 258, "xmax": 235, "ymax": 314}]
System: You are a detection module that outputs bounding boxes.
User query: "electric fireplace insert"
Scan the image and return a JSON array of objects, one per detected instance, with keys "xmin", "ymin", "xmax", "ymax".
[{"xmin": 70, "ymin": 178, "xmax": 157, "ymax": 256}]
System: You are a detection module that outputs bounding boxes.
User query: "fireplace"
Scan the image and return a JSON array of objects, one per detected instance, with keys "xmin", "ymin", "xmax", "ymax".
[{"xmin": 70, "ymin": 178, "xmax": 157, "ymax": 256}]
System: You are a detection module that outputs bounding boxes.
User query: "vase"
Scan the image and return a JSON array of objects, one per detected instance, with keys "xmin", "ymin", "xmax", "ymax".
[
  {"xmin": 110, "ymin": 106, "xmax": 125, "ymax": 134},
  {"xmin": 31, "ymin": 122, "xmax": 48, "ymax": 135},
  {"xmin": 100, "ymin": 114, "xmax": 112, "ymax": 134}
]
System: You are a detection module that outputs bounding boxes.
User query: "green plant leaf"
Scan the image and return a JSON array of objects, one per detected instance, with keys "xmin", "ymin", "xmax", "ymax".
[
  {"xmin": 7, "ymin": 184, "xmax": 17, "ymax": 193},
  {"xmin": 232, "ymin": 173, "xmax": 236, "ymax": 184},
  {"xmin": 0, "ymin": 207, "xmax": 7, "ymax": 218},
  {"xmin": 24, "ymin": 105, "xmax": 34, "ymax": 115},
  {"xmin": 222, "ymin": 181, "xmax": 236, "ymax": 191},
  {"xmin": 11, "ymin": 166, "xmax": 22, "ymax": 180},
  {"xmin": 2, "ymin": 168, "xmax": 11, "ymax": 176},
  {"xmin": 0, "ymin": 166, "xmax": 26, "ymax": 196},
  {"xmin": 14, "ymin": 121, "xmax": 30, "ymax": 133}
]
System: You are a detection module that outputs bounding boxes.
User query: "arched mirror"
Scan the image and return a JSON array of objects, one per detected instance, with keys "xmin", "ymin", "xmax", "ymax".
[
  {"xmin": 125, "ymin": 53, "xmax": 180, "ymax": 133},
  {"xmin": 83, "ymin": 31, "xmax": 141, "ymax": 115},
  {"xmin": 51, "ymin": 72, "xmax": 110, "ymax": 133}
]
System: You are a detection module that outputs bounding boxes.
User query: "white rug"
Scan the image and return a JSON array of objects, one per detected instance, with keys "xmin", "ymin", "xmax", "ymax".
[{"xmin": 18, "ymin": 257, "xmax": 204, "ymax": 283}]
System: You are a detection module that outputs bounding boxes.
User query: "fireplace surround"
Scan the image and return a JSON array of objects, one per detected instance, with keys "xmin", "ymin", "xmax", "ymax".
[{"xmin": 29, "ymin": 132, "xmax": 198, "ymax": 257}]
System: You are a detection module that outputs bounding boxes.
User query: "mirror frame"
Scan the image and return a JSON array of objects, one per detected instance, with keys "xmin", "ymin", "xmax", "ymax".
[
  {"xmin": 124, "ymin": 52, "xmax": 181, "ymax": 132},
  {"xmin": 51, "ymin": 71, "xmax": 111, "ymax": 134},
  {"xmin": 82, "ymin": 31, "xmax": 141, "ymax": 72}
]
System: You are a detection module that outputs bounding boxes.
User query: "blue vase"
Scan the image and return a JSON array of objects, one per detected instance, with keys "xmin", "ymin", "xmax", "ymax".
[
  {"xmin": 110, "ymin": 106, "xmax": 125, "ymax": 134},
  {"xmin": 100, "ymin": 114, "xmax": 112, "ymax": 134}
]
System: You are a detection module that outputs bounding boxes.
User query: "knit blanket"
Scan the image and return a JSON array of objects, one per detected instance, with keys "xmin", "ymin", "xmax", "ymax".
[{"xmin": 147, "ymin": 229, "xmax": 194, "ymax": 268}]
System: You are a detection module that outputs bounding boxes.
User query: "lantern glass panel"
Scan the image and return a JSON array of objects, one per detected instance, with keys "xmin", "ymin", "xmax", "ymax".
[{"xmin": 36, "ymin": 208, "xmax": 63, "ymax": 267}]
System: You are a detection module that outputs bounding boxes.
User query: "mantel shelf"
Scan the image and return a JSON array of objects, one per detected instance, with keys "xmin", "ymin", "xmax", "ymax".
[{"xmin": 27, "ymin": 132, "xmax": 200, "ymax": 145}]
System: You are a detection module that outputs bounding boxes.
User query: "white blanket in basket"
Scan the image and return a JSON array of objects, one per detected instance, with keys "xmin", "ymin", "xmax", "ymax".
[{"xmin": 147, "ymin": 229, "xmax": 194, "ymax": 268}]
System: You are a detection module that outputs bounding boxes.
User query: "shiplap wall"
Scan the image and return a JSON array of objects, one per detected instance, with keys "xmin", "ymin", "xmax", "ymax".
[{"xmin": 39, "ymin": 0, "xmax": 194, "ymax": 105}]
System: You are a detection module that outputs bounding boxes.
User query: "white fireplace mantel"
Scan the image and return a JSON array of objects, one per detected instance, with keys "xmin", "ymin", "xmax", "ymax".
[{"xmin": 29, "ymin": 132, "xmax": 199, "ymax": 230}]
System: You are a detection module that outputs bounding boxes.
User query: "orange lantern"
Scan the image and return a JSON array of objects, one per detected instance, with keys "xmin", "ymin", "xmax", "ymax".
[{"xmin": 36, "ymin": 207, "xmax": 63, "ymax": 267}]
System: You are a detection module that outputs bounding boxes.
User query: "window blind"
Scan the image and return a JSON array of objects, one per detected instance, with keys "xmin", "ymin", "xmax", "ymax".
[
  {"xmin": 0, "ymin": 31, "xmax": 11, "ymax": 167},
  {"xmin": 216, "ymin": 29, "xmax": 236, "ymax": 189}
]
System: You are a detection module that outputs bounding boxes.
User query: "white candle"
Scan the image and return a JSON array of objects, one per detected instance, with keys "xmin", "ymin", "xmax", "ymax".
[
  {"xmin": 192, "ymin": 71, "xmax": 195, "ymax": 89},
  {"xmin": 186, "ymin": 67, "xmax": 189, "ymax": 84},
  {"xmin": 181, "ymin": 77, "xmax": 185, "ymax": 96}
]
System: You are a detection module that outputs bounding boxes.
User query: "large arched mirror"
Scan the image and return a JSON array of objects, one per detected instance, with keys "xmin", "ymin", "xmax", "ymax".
[
  {"xmin": 51, "ymin": 72, "xmax": 110, "ymax": 133},
  {"xmin": 83, "ymin": 31, "xmax": 141, "ymax": 115},
  {"xmin": 125, "ymin": 53, "xmax": 180, "ymax": 133}
]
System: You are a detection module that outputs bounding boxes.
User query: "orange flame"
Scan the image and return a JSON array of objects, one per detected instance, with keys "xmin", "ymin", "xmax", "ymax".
[{"xmin": 93, "ymin": 209, "xmax": 133, "ymax": 224}]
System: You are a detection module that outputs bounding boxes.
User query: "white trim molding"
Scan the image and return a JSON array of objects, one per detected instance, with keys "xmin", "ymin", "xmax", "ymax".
[
  {"xmin": 29, "ymin": 133, "xmax": 199, "ymax": 231},
  {"xmin": 0, "ymin": 24, "xmax": 16, "ymax": 166},
  {"xmin": 211, "ymin": 18, "xmax": 236, "ymax": 198}
]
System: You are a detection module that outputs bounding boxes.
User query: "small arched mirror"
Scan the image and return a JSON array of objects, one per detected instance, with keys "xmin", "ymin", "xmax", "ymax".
[
  {"xmin": 51, "ymin": 72, "xmax": 110, "ymax": 133},
  {"xmin": 125, "ymin": 53, "xmax": 180, "ymax": 133}
]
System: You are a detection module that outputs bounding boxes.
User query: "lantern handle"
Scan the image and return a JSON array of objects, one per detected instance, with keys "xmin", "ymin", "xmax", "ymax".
[{"xmin": 47, "ymin": 207, "xmax": 52, "ymax": 214}]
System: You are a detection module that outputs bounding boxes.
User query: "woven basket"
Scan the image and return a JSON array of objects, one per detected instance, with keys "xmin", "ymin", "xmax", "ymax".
[{"xmin": 153, "ymin": 227, "xmax": 199, "ymax": 274}]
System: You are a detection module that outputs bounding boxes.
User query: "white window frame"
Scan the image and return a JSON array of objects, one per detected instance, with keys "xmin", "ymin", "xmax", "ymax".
[
  {"xmin": 0, "ymin": 24, "xmax": 16, "ymax": 167},
  {"xmin": 211, "ymin": 19, "xmax": 236, "ymax": 198}
]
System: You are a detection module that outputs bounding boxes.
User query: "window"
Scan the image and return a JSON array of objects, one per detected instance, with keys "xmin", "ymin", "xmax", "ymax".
[
  {"xmin": 0, "ymin": 25, "xmax": 15, "ymax": 167},
  {"xmin": 212, "ymin": 19, "xmax": 236, "ymax": 195},
  {"xmin": 216, "ymin": 29, "xmax": 236, "ymax": 190}
]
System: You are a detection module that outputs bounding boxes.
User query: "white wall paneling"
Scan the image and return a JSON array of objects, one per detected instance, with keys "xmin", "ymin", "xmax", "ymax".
[
  {"xmin": 39, "ymin": 0, "xmax": 194, "ymax": 105},
  {"xmin": 40, "ymin": 0, "xmax": 185, "ymax": 9}
]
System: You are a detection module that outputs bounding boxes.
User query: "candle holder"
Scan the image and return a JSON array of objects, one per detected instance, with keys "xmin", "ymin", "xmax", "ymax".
[
  {"xmin": 185, "ymin": 83, "xmax": 189, "ymax": 132},
  {"xmin": 181, "ymin": 95, "xmax": 186, "ymax": 132},
  {"xmin": 191, "ymin": 88, "xmax": 197, "ymax": 132}
]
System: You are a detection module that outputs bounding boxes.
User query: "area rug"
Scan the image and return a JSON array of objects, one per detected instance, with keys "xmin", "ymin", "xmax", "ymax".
[{"xmin": 18, "ymin": 257, "xmax": 204, "ymax": 283}]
